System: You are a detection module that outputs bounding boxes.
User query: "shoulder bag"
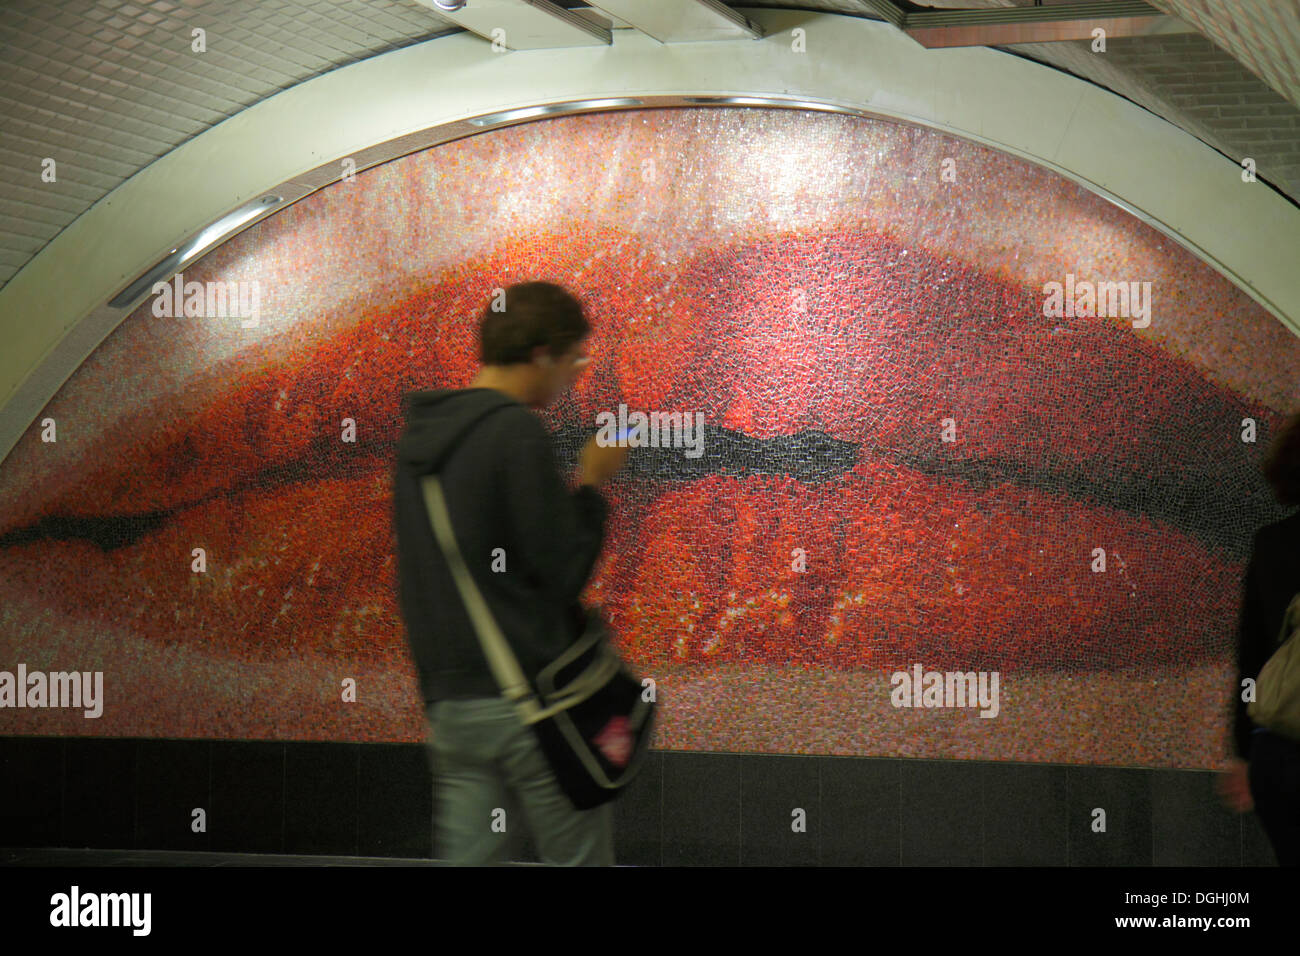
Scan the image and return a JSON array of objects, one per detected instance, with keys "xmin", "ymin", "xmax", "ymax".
[{"xmin": 1248, "ymin": 591, "xmax": 1300, "ymax": 742}]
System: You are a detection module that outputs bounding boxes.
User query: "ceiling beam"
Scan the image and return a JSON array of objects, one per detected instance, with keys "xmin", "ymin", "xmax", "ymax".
[
  {"xmin": 844, "ymin": 0, "xmax": 1196, "ymax": 47},
  {"xmin": 585, "ymin": 0, "xmax": 762, "ymax": 42},
  {"xmin": 852, "ymin": 0, "xmax": 906, "ymax": 30},
  {"xmin": 410, "ymin": 0, "xmax": 610, "ymax": 49}
]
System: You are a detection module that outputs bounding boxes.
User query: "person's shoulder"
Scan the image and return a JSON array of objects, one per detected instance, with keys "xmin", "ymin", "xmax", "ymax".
[
  {"xmin": 476, "ymin": 401, "xmax": 547, "ymax": 444},
  {"xmin": 495, "ymin": 402, "xmax": 544, "ymax": 430},
  {"xmin": 1254, "ymin": 510, "xmax": 1300, "ymax": 549}
]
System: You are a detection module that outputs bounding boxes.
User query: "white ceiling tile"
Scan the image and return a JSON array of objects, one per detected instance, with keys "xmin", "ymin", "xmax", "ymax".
[{"xmin": 1, "ymin": 0, "xmax": 1296, "ymax": 294}]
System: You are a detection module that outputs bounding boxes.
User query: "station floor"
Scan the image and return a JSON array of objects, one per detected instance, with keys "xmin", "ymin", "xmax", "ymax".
[{"xmin": 0, "ymin": 847, "xmax": 541, "ymax": 866}]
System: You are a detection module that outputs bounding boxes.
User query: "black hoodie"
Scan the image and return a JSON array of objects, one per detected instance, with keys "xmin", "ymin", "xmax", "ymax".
[{"xmin": 392, "ymin": 387, "xmax": 608, "ymax": 703}]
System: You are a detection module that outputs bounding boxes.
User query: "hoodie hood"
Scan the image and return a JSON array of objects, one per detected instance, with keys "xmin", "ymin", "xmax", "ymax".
[{"xmin": 397, "ymin": 387, "xmax": 523, "ymax": 473}]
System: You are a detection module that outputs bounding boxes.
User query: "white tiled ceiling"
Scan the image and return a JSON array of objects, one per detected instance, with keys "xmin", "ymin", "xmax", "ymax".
[
  {"xmin": 872, "ymin": 0, "xmax": 1300, "ymax": 207},
  {"xmin": 1148, "ymin": 0, "xmax": 1300, "ymax": 109},
  {"xmin": 0, "ymin": 0, "xmax": 457, "ymax": 290},
  {"xmin": 1, "ymin": 0, "xmax": 1298, "ymax": 294}
]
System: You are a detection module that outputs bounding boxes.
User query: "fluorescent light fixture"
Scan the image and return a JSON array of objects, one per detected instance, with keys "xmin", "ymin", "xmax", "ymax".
[
  {"xmin": 467, "ymin": 98, "xmax": 643, "ymax": 127},
  {"xmin": 108, "ymin": 195, "xmax": 282, "ymax": 309},
  {"xmin": 684, "ymin": 95, "xmax": 775, "ymax": 105},
  {"xmin": 682, "ymin": 95, "xmax": 855, "ymax": 113}
]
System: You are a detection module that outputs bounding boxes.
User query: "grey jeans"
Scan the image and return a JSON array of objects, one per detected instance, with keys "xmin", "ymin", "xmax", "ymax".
[{"xmin": 424, "ymin": 696, "xmax": 615, "ymax": 865}]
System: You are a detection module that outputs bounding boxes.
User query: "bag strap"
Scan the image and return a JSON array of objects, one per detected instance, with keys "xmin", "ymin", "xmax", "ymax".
[
  {"xmin": 1278, "ymin": 592, "xmax": 1300, "ymax": 650},
  {"xmin": 420, "ymin": 473, "xmax": 539, "ymax": 711},
  {"xmin": 413, "ymin": 398, "xmax": 541, "ymax": 714},
  {"xmin": 424, "ymin": 474, "xmax": 601, "ymax": 724},
  {"xmin": 418, "ymin": 400, "xmax": 611, "ymax": 723}
]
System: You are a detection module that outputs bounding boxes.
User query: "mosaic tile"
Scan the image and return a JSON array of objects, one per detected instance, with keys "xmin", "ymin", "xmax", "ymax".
[{"xmin": 0, "ymin": 108, "xmax": 1294, "ymax": 769}]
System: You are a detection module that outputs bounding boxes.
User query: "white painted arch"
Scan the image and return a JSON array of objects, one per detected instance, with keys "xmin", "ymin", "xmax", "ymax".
[{"xmin": 1, "ymin": 6, "xmax": 1298, "ymax": 464}]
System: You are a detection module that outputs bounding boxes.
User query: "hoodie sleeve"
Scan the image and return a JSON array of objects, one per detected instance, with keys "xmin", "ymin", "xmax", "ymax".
[
  {"xmin": 498, "ymin": 413, "xmax": 608, "ymax": 607},
  {"xmin": 1232, "ymin": 529, "xmax": 1269, "ymax": 759}
]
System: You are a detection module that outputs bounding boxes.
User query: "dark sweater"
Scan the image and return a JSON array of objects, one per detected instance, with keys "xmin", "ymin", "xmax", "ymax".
[
  {"xmin": 1233, "ymin": 510, "xmax": 1300, "ymax": 758},
  {"xmin": 392, "ymin": 387, "xmax": 607, "ymax": 704}
]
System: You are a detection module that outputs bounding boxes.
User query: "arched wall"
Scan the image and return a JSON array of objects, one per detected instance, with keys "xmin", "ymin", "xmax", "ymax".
[
  {"xmin": 0, "ymin": 6, "xmax": 1297, "ymax": 465},
  {"xmin": 2, "ymin": 103, "xmax": 1292, "ymax": 763}
]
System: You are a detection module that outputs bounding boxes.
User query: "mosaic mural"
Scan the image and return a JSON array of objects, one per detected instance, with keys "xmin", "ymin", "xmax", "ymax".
[{"xmin": 1, "ymin": 107, "xmax": 1296, "ymax": 768}]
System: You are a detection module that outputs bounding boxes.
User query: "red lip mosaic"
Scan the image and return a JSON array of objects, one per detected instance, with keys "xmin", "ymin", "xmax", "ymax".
[{"xmin": 0, "ymin": 108, "xmax": 1294, "ymax": 767}]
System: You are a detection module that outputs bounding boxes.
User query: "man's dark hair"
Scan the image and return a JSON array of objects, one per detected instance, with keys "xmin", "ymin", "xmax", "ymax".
[
  {"xmin": 1263, "ymin": 411, "xmax": 1300, "ymax": 507},
  {"xmin": 479, "ymin": 281, "xmax": 590, "ymax": 366}
]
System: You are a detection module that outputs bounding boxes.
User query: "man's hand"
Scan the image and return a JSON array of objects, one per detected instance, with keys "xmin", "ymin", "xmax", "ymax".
[
  {"xmin": 579, "ymin": 434, "xmax": 629, "ymax": 487},
  {"xmin": 1216, "ymin": 758, "xmax": 1253, "ymax": 813}
]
